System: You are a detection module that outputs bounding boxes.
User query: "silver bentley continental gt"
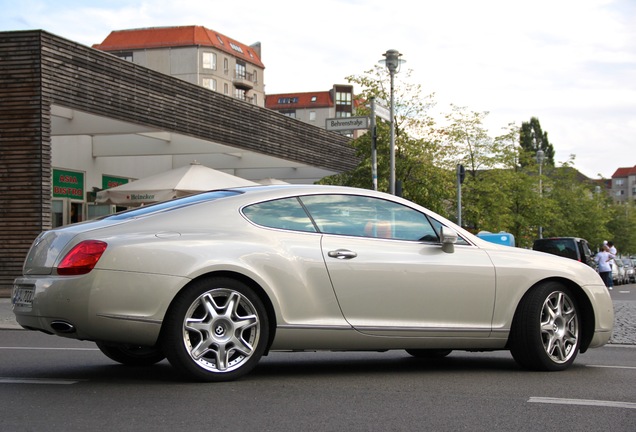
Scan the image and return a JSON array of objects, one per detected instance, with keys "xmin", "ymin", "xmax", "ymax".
[{"xmin": 12, "ymin": 185, "xmax": 614, "ymax": 381}]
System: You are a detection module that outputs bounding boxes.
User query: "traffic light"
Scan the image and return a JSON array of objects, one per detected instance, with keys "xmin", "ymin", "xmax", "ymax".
[{"xmin": 457, "ymin": 164, "xmax": 466, "ymax": 184}]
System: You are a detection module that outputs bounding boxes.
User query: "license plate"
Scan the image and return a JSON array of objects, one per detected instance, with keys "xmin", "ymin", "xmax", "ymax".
[{"xmin": 12, "ymin": 285, "xmax": 34, "ymax": 308}]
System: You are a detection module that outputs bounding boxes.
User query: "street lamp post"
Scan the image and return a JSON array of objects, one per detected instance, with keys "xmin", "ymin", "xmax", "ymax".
[
  {"xmin": 536, "ymin": 149, "xmax": 545, "ymax": 239},
  {"xmin": 380, "ymin": 49, "xmax": 404, "ymax": 195}
]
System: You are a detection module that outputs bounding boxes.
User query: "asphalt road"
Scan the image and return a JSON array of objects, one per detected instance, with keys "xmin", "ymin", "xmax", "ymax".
[{"xmin": 0, "ymin": 330, "xmax": 634, "ymax": 432}]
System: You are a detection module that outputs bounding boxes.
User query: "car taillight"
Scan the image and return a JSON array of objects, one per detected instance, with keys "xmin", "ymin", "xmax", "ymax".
[{"xmin": 57, "ymin": 240, "xmax": 108, "ymax": 276}]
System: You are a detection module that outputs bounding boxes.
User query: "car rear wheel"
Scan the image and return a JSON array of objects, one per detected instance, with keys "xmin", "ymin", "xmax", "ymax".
[
  {"xmin": 161, "ymin": 277, "xmax": 269, "ymax": 382},
  {"xmin": 510, "ymin": 282, "xmax": 580, "ymax": 371},
  {"xmin": 96, "ymin": 342, "xmax": 165, "ymax": 366}
]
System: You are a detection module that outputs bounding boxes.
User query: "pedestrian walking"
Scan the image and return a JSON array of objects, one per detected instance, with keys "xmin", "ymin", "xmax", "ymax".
[{"xmin": 595, "ymin": 244, "xmax": 616, "ymax": 290}]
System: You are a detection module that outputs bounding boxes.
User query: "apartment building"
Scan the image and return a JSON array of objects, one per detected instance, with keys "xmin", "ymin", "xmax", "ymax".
[
  {"xmin": 93, "ymin": 25, "xmax": 265, "ymax": 106},
  {"xmin": 610, "ymin": 165, "xmax": 636, "ymax": 203},
  {"xmin": 265, "ymin": 84, "xmax": 355, "ymax": 127}
]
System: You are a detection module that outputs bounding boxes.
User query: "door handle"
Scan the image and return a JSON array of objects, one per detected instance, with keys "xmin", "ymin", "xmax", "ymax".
[{"xmin": 328, "ymin": 249, "xmax": 358, "ymax": 259}]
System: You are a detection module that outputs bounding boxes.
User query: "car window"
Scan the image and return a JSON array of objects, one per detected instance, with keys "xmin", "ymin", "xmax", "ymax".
[
  {"xmin": 242, "ymin": 197, "xmax": 317, "ymax": 233},
  {"xmin": 299, "ymin": 194, "xmax": 439, "ymax": 241},
  {"xmin": 534, "ymin": 239, "xmax": 578, "ymax": 260},
  {"xmin": 103, "ymin": 190, "xmax": 242, "ymax": 220}
]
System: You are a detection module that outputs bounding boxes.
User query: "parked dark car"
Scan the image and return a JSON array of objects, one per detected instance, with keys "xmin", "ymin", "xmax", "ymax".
[{"xmin": 532, "ymin": 237, "xmax": 595, "ymax": 269}]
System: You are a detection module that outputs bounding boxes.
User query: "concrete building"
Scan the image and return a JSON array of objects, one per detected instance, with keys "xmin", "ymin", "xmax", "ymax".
[
  {"xmin": 265, "ymin": 85, "xmax": 355, "ymax": 128},
  {"xmin": 610, "ymin": 165, "xmax": 636, "ymax": 203},
  {"xmin": 93, "ymin": 25, "xmax": 265, "ymax": 107},
  {"xmin": 0, "ymin": 30, "xmax": 357, "ymax": 295}
]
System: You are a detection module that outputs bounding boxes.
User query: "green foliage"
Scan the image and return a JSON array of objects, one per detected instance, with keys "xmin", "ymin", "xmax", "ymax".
[
  {"xmin": 319, "ymin": 65, "xmax": 627, "ymax": 250},
  {"xmin": 519, "ymin": 117, "xmax": 555, "ymax": 167}
]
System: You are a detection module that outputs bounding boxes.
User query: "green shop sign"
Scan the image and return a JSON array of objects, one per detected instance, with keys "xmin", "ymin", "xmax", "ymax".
[
  {"xmin": 53, "ymin": 169, "xmax": 84, "ymax": 199},
  {"xmin": 102, "ymin": 175, "xmax": 129, "ymax": 190}
]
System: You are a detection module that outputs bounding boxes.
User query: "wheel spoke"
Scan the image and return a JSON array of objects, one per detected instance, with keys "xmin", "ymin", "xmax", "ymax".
[
  {"xmin": 181, "ymin": 287, "xmax": 261, "ymax": 374},
  {"xmin": 540, "ymin": 291, "xmax": 579, "ymax": 364}
]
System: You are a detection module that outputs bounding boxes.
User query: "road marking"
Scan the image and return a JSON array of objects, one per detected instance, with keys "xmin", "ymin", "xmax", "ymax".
[
  {"xmin": 587, "ymin": 364, "xmax": 636, "ymax": 370},
  {"xmin": 0, "ymin": 347, "xmax": 97, "ymax": 351},
  {"xmin": 529, "ymin": 397, "xmax": 636, "ymax": 409},
  {"xmin": 0, "ymin": 377, "xmax": 80, "ymax": 385}
]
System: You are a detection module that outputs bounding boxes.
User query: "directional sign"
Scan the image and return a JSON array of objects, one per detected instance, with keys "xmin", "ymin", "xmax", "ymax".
[
  {"xmin": 374, "ymin": 103, "xmax": 391, "ymax": 122},
  {"xmin": 325, "ymin": 116, "xmax": 370, "ymax": 131}
]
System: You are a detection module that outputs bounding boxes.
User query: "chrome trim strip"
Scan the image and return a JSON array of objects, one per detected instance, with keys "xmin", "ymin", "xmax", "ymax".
[
  {"xmin": 278, "ymin": 324, "xmax": 494, "ymax": 333},
  {"xmin": 96, "ymin": 313, "xmax": 162, "ymax": 325}
]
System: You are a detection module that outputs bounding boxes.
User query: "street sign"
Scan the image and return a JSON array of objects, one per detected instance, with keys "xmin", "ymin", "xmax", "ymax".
[
  {"xmin": 325, "ymin": 116, "xmax": 370, "ymax": 131},
  {"xmin": 374, "ymin": 103, "xmax": 391, "ymax": 122}
]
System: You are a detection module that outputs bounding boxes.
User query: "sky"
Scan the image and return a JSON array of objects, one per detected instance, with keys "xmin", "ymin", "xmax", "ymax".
[{"xmin": 2, "ymin": 0, "xmax": 635, "ymax": 179}]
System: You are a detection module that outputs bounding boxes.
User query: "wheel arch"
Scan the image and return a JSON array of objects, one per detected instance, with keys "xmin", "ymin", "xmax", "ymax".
[
  {"xmin": 508, "ymin": 277, "xmax": 595, "ymax": 353},
  {"xmin": 160, "ymin": 270, "xmax": 278, "ymax": 353}
]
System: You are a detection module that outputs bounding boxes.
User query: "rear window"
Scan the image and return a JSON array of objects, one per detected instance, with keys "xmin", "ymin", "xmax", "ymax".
[
  {"xmin": 533, "ymin": 238, "xmax": 578, "ymax": 260},
  {"xmin": 102, "ymin": 190, "xmax": 241, "ymax": 221}
]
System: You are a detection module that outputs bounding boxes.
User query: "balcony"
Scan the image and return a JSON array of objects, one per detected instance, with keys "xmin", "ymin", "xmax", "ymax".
[{"xmin": 233, "ymin": 71, "xmax": 255, "ymax": 90}]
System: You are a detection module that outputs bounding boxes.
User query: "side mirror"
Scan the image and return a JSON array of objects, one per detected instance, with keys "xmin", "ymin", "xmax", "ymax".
[{"xmin": 440, "ymin": 226, "xmax": 458, "ymax": 254}]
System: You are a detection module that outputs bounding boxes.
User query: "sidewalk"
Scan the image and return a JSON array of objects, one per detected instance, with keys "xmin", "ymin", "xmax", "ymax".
[{"xmin": 1, "ymin": 297, "xmax": 634, "ymax": 344}]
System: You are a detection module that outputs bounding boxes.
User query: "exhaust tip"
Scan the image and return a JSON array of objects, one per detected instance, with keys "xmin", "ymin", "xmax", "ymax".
[{"xmin": 50, "ymin": 320, "xmax": 76, "ymax": 334}]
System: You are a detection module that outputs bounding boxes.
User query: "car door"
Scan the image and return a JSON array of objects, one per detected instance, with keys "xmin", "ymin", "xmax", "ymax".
[{"xmin": 300, "ymin": 194, "xmax": 497, "ymax": 338}]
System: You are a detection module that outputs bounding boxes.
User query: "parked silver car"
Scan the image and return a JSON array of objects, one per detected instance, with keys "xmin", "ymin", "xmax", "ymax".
[
  {"xmin": 621, "ymin": 258, "xmax": 635, "ymax": 283},
  {"xmin": 12, "ymin": 185, "xmax": 614, "ymax": 381}
]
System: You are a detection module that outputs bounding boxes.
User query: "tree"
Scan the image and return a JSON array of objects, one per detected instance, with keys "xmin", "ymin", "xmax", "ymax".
[
  {"xmin": 321, "ymin": 66, "xmax": 457, "ymax": 217},
  {"xmin": 519, "ymin": 117, "xmax": 555, "ymax": 167}
]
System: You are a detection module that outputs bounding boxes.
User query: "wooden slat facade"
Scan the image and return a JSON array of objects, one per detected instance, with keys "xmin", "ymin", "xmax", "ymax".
[{"xmin": 0, "ymin": 30, "xmax": 358, "ymax": 295}]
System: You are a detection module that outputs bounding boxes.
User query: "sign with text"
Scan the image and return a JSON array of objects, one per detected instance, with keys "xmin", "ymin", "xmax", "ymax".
[
  {"xmin": 102, "ymin": 175, "xmax": 129, "ymax": 190},
  {"xmin": 53, "ymin": 169, "xmax": 84, "ymax": 199},
  {"xmin": 325, "ymin": 116, "xmax": 370, "ymax": 131}
]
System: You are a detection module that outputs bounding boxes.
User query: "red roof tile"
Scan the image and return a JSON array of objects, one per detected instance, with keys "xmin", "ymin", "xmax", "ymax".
[
  {"xmin": 93, "ymin": 25, "xmax": 264, "ymax": 68},
  {"xmin": 265, "ymin": 91, "xmax": 333, "ymax": 110},
  {"xmin": 612, "ymin": 165, "xmax": 636, "ymax": 178}
]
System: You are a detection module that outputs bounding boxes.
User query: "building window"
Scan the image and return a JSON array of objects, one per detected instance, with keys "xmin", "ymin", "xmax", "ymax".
[
  {"xmin": 253, "ymin": 94, "xmax": 258, "ymax": 105},
  {"xmin": 336, "ymin": 112, "xmax": 352, "ymax": 118},
  {"xmin": 336, "ymin": 91, "xmax": 352, "ymax": 106},
  {"xmin": 309, "ymin": 111, "xmax": 316, "ymax": 121},
  {"xmin": 253, "ymin": 70, "xmax": 258, "ymax": 83},
  {"xmin": 281, "ymin": 110, "xmax": 296, "ymax": 118},
  {"xmin": 235, "ymin": 61, "xmax": 246, "ymax": 80},
  {"xmin": 311, "ymin": 96, "xmax": 317, "ymax": 102},
  {"xmin": 230, "ymin": 42, "xmax": 244, "ymax": 54},
  {"xmin": 202, "ymin": 52, "xmax": 216, "ymax": 70},
  {"xmin": 116, "ymin": 52, "xmax": 133, "ymax": 62},
  {"xmin": 224, "ymin": 83, "xmax": 229, "ymax": 95},
  {"xmin": 277, "ymin": 97, "xmax": 298, "ymax": 104},
  {"xmin": 615, "ymin": 179, "xmax": 625, "ymax": 186},
  {"xmin": 202, "ymin": 78, "xmax": 217, "ymax": 91},
  {"xmin": 224, "ymin": 58, "xmax": 229, "ymax": 74},
  {"xmin": 235, "ymin": 88, "xmax": 246, "ymax": 100}
]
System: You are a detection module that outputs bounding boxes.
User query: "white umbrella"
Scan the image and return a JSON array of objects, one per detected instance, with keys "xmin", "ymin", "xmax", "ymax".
[
  {"xmin": 96, "ymin": 162, "xmax": 257, "ymax": 206},
  {"xmin": 257, "ymin": 178, "xmax": 290, "ymax": 185}
]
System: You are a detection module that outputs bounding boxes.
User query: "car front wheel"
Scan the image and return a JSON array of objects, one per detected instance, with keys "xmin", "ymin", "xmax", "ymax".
[
  {"xmin": 162, "ymin": 277, "xmax": 269, "ymax": 382},
  {"xmin": 510, "ymin": 282, "xmax": 580, "ymax": 371}
]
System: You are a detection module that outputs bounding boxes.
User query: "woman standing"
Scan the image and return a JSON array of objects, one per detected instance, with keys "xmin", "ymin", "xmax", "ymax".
[{"xmin": 595, "ymin": 244, "xmax": 616, "ymax": 289}]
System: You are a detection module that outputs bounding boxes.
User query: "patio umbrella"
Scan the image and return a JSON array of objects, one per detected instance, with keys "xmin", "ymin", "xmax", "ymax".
[{"xmin": 96, "ymin": 162, "xmax": 257, "ymax": 206}]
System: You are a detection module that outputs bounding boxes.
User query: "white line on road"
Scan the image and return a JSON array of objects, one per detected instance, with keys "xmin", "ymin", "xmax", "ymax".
[
  {"xmin": 587, "ymin": 364, "xmax": 636, "ymax": 370},
  {"xmin": 0, "ymin": 347, "xmax": 98, "ymax": 351},
  {"xmin": 529, "ymin": 397, "xmax": 636, "ymax": 409},
  {"xmin": 0, "ymin": 377, "xmax": 80, "ymax": 385}
]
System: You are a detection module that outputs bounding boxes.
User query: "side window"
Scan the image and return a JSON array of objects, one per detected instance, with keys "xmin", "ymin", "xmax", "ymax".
[
  {"xmin": 242, "ymin": 198, "xmax": 317, "ymax": 233},
  {"xmin": 299, "ymin": 194, "xmax": 438, "ymax": 241}
]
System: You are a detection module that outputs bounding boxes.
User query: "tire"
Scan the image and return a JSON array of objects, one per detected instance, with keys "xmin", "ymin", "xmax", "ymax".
[
  {"xmin": 405, "ymin": 349, "xmax": 452, "ymax": 359},
  {"xmin": 96, "ymin": 342, "xmax": 165, "ymax": 366},
  {"xmin": 509, "ymin": 282, "xmax": 580, "ymax": 371},
  {"xmin": 161, "ymin": 277, "xmax": 269, "ymax": 382}
]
